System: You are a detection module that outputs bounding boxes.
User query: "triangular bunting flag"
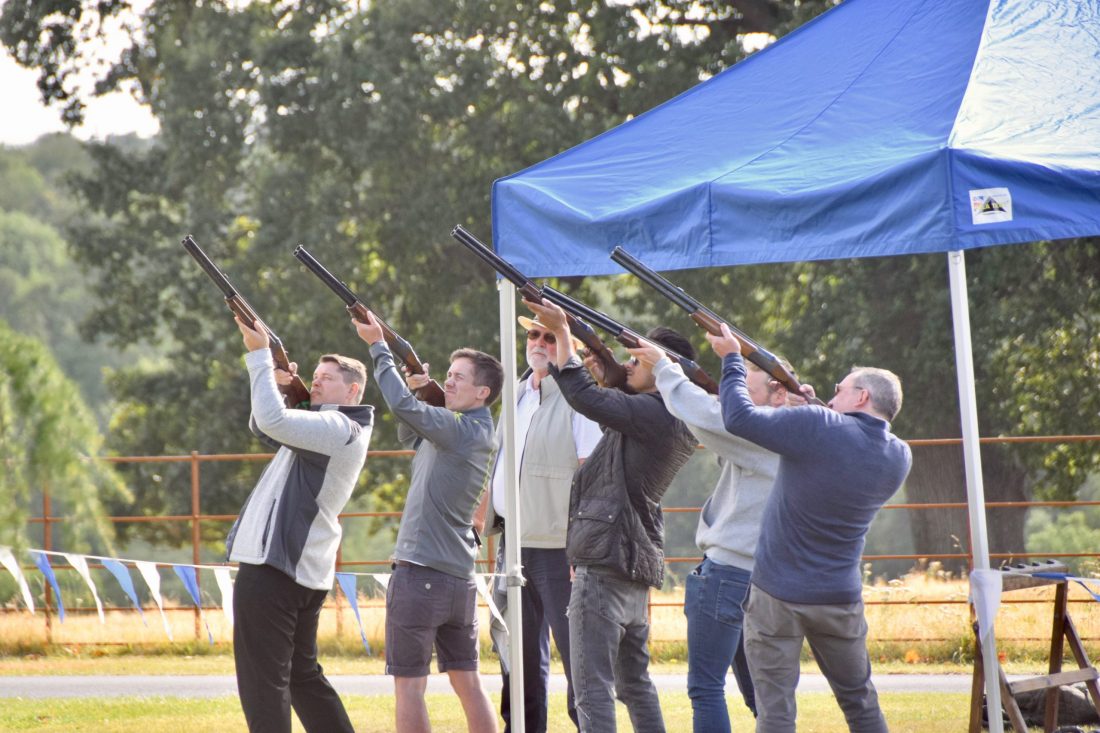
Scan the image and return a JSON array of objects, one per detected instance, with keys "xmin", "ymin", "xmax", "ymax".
[
  {"xmin": 135, "ymin": 561, "xmax": 172, "ymax": 640},
  {"xmin": 335, "ymin": 573, "xmax": 371, "ymax": 655},
  {"xmin": 0, "ymin": 547, "xmax": 34, "ymax": 613},
  {"xmin": 174, "ymin": 566, "xmax": 213, "ymax": 645},
  {"xmin": 213, "ymin": 568, "xmax": 235, "ymax": 628},
  {"xmin": 102, "ymin": 558, "xmax": 145, "ymax": 623},
  {"xmin": 62, "ymin": 553, "xmax": 104, "ymax": 623},
  {"xmin": 31, "ymin": 552, "xmax": 64, "ymax": 622},
  {"xmin": 475, "ymin": 573, "xmax": 507, "ymax": 632}
]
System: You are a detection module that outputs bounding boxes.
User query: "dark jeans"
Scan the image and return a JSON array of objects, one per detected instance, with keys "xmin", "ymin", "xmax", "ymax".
[
  {"xmin": 684, "ymin": 557, "xmax": 756, "ymax": 733},
  {"xmin": 498, "ymin": 543, "xmax": 579, "ymax": 733},
  {"xmin": 569, "ymin": 565, "xmax": 664, "ymax": 733},
  {"xmin": 233, "ymin": 562, "xmax": 354, "ymax": 733}
]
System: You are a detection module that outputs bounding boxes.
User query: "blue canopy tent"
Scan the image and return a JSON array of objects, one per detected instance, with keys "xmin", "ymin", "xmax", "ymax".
[{"xmin": 487, "ymin": 1, "xmax": 1100, "ymax": 730}]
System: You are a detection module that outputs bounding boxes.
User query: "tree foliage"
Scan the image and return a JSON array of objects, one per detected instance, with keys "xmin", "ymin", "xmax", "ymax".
[
  {"xmin": 4, "ymin": 0, "xmax": 1098, "ymax": 565},
  {"xmin": 1, "ymin": 0, "xmax": 831, "ymax": 543},
  {"xmin": 0, "ymin": 319, "xmax": 130, "ymax": 552},
  {"xmin": 0, "ymin": 137, "xmax": 137, "ymax": 418}
]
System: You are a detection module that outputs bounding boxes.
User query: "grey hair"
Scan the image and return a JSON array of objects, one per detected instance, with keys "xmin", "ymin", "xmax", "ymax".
[{"xmin": 850, "ymin": 366, "xmax": 903, "ymax": 421}]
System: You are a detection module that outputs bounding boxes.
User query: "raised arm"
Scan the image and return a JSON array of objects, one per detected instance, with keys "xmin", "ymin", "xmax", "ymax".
[
  {"xmin": 651, "ymin": 356, "xmax": 776, "ymax": 471},
  {"xmin": 719, "ymin": 353, "xmax": 826, "ymax": 458},
  {"xmin": 242, "ymin": 350, "xmax": 359, "ymax": 455},
  {"xmin": 547, "ymin": 356, "xmax": 669, "ymax": 438}
]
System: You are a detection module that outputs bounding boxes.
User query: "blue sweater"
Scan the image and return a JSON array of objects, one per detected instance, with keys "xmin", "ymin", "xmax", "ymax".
[{"xmin": 719, "ymin": 354, "xmax": 911, "ymax": 604}]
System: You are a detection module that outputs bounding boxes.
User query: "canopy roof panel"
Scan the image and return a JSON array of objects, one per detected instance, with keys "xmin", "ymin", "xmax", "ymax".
[{"xmin": 492, "ymin": 0, "xmax": 1100, "ymax": 276}]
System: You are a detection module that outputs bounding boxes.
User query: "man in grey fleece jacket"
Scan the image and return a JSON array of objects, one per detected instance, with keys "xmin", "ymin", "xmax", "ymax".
[
  {"xmin": 354, "ymin": 311, "xmax": 502, "ymax": 733},
  {"xmin": 228, "ymin": 317, "xmax": 373, "ymax": 733},
  {"xmin": 630, "ymin": 339, "xmax": 793, "ymax": 733}
]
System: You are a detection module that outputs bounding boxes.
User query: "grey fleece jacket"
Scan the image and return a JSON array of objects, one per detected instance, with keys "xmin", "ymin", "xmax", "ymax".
[
  {"xmin": 653, "ymin": 357, "xmax": 779, "ymax": 572},
  {"xmin": 226, "ymin": 349, "xmax": 374, "ymax": 591},
  {"xmin": 369, "ymin": 342, "xmax": 495, "ymax": 579}
]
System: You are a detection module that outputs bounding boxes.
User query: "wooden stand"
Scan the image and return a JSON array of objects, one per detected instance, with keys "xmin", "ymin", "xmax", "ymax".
[{"xmin": 969, "ymin": 562, "xmax": 1100, "ymax": 732}]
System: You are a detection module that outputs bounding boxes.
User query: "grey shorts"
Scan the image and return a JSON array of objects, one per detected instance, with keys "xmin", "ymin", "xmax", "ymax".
[{"xmin": 385, "ymin": 563, "xmax": 479, "ymax": 677}]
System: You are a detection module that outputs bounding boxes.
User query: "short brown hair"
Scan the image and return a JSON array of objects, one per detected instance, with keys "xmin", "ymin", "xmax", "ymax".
[
  {"xmin": 746, "ymin": 355, "xmax": 794, "ymax": 395},
  {"xmin": 319, "ymin": 354, "xmax": 368, "ymax": 404},
  {"xmin": 450, "ymin": 348, "xmax": 504, "ymax": 405}
]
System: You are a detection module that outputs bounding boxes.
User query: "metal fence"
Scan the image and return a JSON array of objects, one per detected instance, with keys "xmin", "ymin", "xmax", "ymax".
[{"xmin": 10, "ymin": 435, "xmax": 1100, "ymax": 645}]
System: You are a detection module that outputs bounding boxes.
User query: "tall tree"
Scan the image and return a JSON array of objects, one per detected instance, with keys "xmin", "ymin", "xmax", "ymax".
[
  {"xmin": 13, "ymin": 1, "xmax": 1098, "ymax": 566},
  {"xmin": 0, "ymin": 319, "xmax": 129, "ymax": 552},
  {"xmin": 1, "ymin": 0, "xmax": 830, "ymax": 545}
]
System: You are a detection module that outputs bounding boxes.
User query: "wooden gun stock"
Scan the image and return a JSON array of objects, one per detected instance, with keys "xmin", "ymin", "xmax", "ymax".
[
  {"xmin": 182, "ymin": 235, "xmax": 311, "ymax": 409},
  {"xmin": 541, "ymin": 285, "xmax": 718, "ymax": 395},
  {"xmin": 345, "ymin": 302, "xmax": 446, "ymax": 407}
]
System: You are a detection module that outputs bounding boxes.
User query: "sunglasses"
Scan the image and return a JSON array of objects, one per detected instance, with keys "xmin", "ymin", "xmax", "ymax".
[{"xmin": 527, "ymin": 330, "xmax": 556, "ymax": 345}]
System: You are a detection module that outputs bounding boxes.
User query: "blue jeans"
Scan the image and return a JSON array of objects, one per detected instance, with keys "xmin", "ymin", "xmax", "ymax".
[
  {"xmin": 684, "ymin": 558, "xmax": 756, "ymax": 733},
  {"xmin": 569, "ymin": 565, "xmax": 665, "ymax": 733}
]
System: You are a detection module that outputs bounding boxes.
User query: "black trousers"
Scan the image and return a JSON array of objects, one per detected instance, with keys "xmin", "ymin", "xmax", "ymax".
[
  {"xmin": 233, "ymin": 563, "xmax": 354, "ymax": 733},
  {"xmin": 499, "ymin": 545, "xmax": 579, "ymax": 733}
]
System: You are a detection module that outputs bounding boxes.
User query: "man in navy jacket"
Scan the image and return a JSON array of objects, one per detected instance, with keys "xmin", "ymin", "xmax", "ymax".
[{"xmin": 708, "ymin": 323, "xmax": 911, "ymax": 733}]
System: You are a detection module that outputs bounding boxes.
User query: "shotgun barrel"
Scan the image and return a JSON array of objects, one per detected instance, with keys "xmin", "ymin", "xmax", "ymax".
[
  {"xmin": 610, "ymin": 246, "xmax": 822, "ymax": 405},
  {"xmin": 293, "ymin": 245, "xmax": 446, "ymax": 407}
]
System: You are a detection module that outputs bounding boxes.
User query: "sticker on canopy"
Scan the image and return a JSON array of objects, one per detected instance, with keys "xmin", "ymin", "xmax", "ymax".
[{"xmin": 969, "ymin": 187, "xmax": 1012, "ymax": 225}]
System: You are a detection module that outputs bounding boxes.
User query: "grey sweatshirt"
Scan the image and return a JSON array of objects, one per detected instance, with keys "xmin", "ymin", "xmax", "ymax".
[
  {"xmin": 369, "ymin": 342, "xmax": 495, "ymax": 579},
  {"xmin": 227, "ymin": 349, "xmax": 374, "ymax": 590},
  {"xmin": 653, "ymin": 357, "xmax": 779, "ymax": 572}
]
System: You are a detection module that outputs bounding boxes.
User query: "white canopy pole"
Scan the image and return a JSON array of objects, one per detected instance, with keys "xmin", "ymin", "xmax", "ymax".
[
  {"xmin": 497, "ymin": 279, "xmax": 525, "ymax": 731},
  {"xmin": 947, "ymin": 250, "xmax": 1002, "ymax": 733}
]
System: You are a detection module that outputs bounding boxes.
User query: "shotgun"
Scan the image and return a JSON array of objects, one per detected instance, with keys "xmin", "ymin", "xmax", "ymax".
[
  {"xmin": 450, "ymin": 225, "xmax": 628, "ymax": 389},
  {"xmin": 182, "ymin": 235, "xmax": 311, "ymax": 409},
  {"xmin": 610, "ymin": 246, "xmax": 823, "ymax": 405},
  {"xmin": 292, "ymin": 245, "xmax": 446, "ymax": 407},
  {"xmin": 540, "ymin": 286, "xmax": 719, "ymax": 395}
]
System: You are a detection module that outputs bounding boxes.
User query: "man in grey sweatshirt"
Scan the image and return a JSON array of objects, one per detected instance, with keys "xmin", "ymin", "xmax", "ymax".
[
  {"xmin": 629, "ymin": 339, "xmax": 793, "ymax": 733},
  {"xmin": 228, "ymin": 317, "xmax": 373, "ymax": 733},
  {"xmin": 354, "ymin": 311, "xmax": 503, "ymax": 733}
]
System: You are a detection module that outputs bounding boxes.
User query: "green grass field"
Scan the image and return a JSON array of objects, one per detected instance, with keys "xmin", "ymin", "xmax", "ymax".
[{"xmin": 0, "ymin": 692, "xmax": 971, "ymax": 732}]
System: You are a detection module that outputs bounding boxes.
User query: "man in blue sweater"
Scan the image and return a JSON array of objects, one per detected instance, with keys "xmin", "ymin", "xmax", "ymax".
[{"xmin": 708, "ymin": 324, "xmax": 911, "ymax": 733}]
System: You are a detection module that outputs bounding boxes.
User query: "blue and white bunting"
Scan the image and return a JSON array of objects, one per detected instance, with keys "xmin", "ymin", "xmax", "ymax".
[
  {"xmin": 335, "ymin": 573, "xmax": 371, "ymax": 655},
  {"xmin": 213, "ymin": 567, "xmax": 235, "ymax": 628},
  {"xmin": 2, "ymin": 548, "xmax": 515, "ymax": 656},
  {"xmin": 135, "ymin": 560, "xmax": 172, "ymax": 640},
  {"xmin": 102, "ymin": 558, "xmax": 145, "ymax": 622},
  {"xmin": 174, "ymin": 566, "xmax": 213, "ymax": 645}
]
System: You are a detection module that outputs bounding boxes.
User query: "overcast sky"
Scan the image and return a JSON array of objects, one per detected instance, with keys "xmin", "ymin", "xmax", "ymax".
[{"xmin": 0, "ymin": 39, "xmax": 158, "ymax": 147}]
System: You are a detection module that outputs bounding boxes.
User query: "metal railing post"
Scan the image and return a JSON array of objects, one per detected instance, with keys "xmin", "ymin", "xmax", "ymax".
[
  {"xmin": 191, "ymin": 451, "xmax": 202, "ymax": 640},
  {"xmin": 43, "ymin": 484, "xmax": 53, "ymax": 644}
]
